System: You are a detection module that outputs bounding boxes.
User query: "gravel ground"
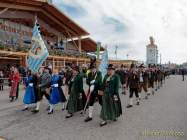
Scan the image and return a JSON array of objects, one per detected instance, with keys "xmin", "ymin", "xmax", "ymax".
[{"xmin": 0, "ymin": 75, "xmax": 186, "ymax": 140}]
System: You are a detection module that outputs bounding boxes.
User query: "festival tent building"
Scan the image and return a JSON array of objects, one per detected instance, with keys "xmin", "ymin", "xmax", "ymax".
[
  {"xmin": 0, "ymin": 0, "xmax": 102, "ymax": 69},
  {"xmin": 0, "ymin": 0, "xmax": 135, "ymax": 70}
]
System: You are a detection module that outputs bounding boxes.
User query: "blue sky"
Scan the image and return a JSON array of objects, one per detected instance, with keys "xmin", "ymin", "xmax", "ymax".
[{"xmin": 53, "ymin": 0, "xmax": 187, "ymax": 64}]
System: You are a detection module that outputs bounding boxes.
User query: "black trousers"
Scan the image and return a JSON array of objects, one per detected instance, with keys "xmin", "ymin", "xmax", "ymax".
[
  {"xmin": 182, "ymin": 75, "xmax": 184, "ymax": 81},
  {"xmin": 0, "ymin": 84, "xmax": 3, "ymax": 91},
  {"xmin": 36, "ymin": 89, "xmax": 50, "ymax": 102},
  {"xmin": 89, "ymin": 92, "xmax": 102, "ymax": 106},
  {"xmin": 16, "ymin": 83, "xmax": 19, "ymax": 99},
  {"xmin": 129, "ymin": 88, "xmax": 139, "ymax": 98}
]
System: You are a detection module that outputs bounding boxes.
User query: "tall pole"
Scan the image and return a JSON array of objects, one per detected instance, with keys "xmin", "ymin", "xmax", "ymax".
[
  {"xmin": 160, "ymin": 53, "xmax": 162, "ymax": 65},
  {"xmin": 115, "ymin": 45, "xmax": 118, "ymax": 60}
]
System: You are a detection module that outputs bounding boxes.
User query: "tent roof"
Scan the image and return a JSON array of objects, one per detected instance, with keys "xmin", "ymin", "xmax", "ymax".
[{"xmin": 0, "ymin": 0, "xmax": 89, "ymax": 38}]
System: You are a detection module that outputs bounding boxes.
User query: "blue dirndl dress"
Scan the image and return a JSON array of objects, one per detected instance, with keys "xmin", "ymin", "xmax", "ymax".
[
  {"xmin": 23, "ymin": 76, "xmax": 36, "ymax": 104},
  {"xmin": 50, "ymin": 75, "xmax": 66, "ymax": 104}
]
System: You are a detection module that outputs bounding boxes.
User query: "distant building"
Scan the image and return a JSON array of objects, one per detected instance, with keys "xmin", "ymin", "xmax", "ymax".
[{"xmin": 146, "ymin": 36, "xmax": 158, "ymax": 65}]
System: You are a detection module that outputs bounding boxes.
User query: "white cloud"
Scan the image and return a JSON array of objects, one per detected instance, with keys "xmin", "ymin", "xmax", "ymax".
[{"xmin": 54, "ymin": 0, "xmax": 187, "ymax": 64}]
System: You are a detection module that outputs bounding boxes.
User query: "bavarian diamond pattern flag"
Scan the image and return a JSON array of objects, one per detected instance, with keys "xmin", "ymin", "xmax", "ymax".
[
  {"xmin": 27, "ymin": 21, "xmax": 49, "ymax": 72},
  {"xmin": 99, "ymin": 49, "xmax": 108, "ymax": 79}
]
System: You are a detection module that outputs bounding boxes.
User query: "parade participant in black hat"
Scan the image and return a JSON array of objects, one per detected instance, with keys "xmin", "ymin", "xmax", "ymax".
[
  {"xmin": 100, "ymin": 64, "xmax": 122, "ymax": 127},
  {"xmin": 84, "ymin": 64, "xmax": 103, "ymax": 122},
  {"xmin": 154, "ymin": 66, "xmax": 159, "ymax": 91},
  {"xmin": 126, "ymin": 64, "xmax": 140, "ymax": 108},
  {"xmin": 138, "ymin": 64, "xmax": 149, "ymax": 99},
  {"xmin": 157, "ymin": 67, "xmax": 162, "ymax": 89},
  {"xmin": 147, "ymin": 66, "xmax": 155, "ymax": 95},
  {"xmin": 32, "ymin": 66, "xmax": 51, "ymax": 114},
  {"xmin": 64, "ymin": 65, "xmax": 73, "ymax": 97},
  {"xmin": 65, "ymin": 65, "xmax": 86, "ymax": 118},
  {"xmin": 181, "ymin": 69, "xmax": 185, "ymax": 81},
  {"xmin": 115, "ymin": 64, "xmax": 128, "ymax": 95}
]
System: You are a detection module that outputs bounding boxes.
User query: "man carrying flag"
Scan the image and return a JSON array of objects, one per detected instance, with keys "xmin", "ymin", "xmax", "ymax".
[
  {"xmin": 26, "ymin": 18, "xmax": 50, "ymax": 113},
  {"xmin": 84, "ymin": 63, "xmax": 103, "ymax": 122}
]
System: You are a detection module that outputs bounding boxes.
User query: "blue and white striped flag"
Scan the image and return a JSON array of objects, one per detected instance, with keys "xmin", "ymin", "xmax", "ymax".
[
  {"xmin": 26, "ymin": 21, "xmax": 49, "ymax": 72},
  {"xmin": 99, "ymin": 49, "xmax": 108, "ymax": 79}
]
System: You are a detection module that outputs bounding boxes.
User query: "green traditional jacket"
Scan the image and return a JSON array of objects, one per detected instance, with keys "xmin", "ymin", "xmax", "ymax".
[
  {"xmin": 67, "ymin": 74, "xmax": 84, "ymax": 114},
  {"xmin": 86, "ymin": 71, "xmax": 102, "ymax": 91},
  {"xmin": 100, "ymin": 73, "xmax": 122, "ymax": 121},
  {"xmin": 102, "ymin": 73, "xmax": 120, "ymax": 95}
]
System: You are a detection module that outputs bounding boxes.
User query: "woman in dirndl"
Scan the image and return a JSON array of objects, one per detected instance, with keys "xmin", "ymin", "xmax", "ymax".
[
  {"xmin": 9, "ymin": 68, "xmax": 20, "ymax": 102},
  {"xmin": 100, "ymin": 64, "xmax": 122, "ymax": 127},
  {"xmin": 22, "ymin": 70, "xmax": 37, "ymax": 111},
  {"xmin": 48, "ymin": 69, "xmax": 66, "ymax": 114}
]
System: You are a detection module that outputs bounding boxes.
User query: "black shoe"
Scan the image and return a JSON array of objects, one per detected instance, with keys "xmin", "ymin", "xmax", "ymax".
[
  {"xmin": 113, "ymin": 118, "xmax": 117, "ymax": 122},
  {"xmin": 65, "ymin": 114, "xmax": 73, "ymax": 118},
  {"xmin": 136, "ymin": 102, "xmax": 140, "ymax": 105},
  {"xmin": 10, "ymin": 98, "xmax": 14, "ymax": 102},
  {"xmin": 48, "ymin": 110, "xmax": 54, "ymax": 115},
  {"xmin": 122, "ymin": 92, "xmax": 126, "ymax": 95},
  {"xmin": 126, "ymin": 104, "xmax": 133, "ymax": 108},
  {"xmin": 147, "ymin": 93, "xmax": 151, "ymax": 96},
  {"xmin": 100, "ymin": 121, "xmax": 107, "ymax": 127},
  {"xmin": 84, "ymin": 117, "xmax": 93, "ymax": 122},
  {"xmin": 22, "ymin": 108, "xmax": 29, "ymax": 111},
  {"xmin": 32, "ymin": 110, "xmax": 39, "ymax": 114},
  {"xmin": 145, "ymin": 96, "xmax": 148, "ymax": 100}
]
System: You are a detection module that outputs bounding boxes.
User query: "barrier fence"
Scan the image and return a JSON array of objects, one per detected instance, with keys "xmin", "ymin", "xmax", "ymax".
[{"xmin": 0, "ymin": 77, "xmax": 26, "ymax": 86}]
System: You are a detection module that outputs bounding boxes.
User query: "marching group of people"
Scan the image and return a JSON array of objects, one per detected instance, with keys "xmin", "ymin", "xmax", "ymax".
[{"xmin": 7, "ymin": 61, "xmax": 170, "ymax": 127}]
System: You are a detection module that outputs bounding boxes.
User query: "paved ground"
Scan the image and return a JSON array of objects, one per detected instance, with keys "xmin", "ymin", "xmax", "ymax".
[{"xmin": 0, "ymin": 75, "xmax": 186, "ymax": 140}]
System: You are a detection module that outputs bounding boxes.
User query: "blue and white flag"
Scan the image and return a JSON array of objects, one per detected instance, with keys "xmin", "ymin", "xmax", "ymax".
[
  {"xmin": 99, "ymin": 49, "xmax": 108, "ymax": 79},
  {"xmin": 26, "ymin": 21, "xmax": 49, "ymax": 72}
]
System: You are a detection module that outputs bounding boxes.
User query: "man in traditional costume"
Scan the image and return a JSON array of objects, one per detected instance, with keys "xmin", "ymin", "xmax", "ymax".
[
  {"xmin": 157, "ymin": 68, "xmax": 162, "ymax": 89},
  {"xmin": 126, "ymin": 64, "xmax": 140, "ymax": 108},
  {"xmin": 181, "ymin": 69, "xmax": 185, "ymax": 81},
  {"xmin": 138, "ymin": 65, "xmax": 149, "ymax": 99},
  {"xmin": 0, "ymin": 70, "xmax": 4, "ymax": 91},
  {"xmin": 65, "ymin": 66, "xmax": 86, "ymax": 118},
  {"xmin": 147, "ymin": 66, "xmax": 155, "ymax": 95},
  {"xmin": 115, "ymin": 65, "xmax": 127, "ymax": 95},
  {"xmin": 154, "ymin": 67, "xmax": 159, "ymax": 91},
  {"xmin": 64, "ymin": 66, "xmax": 73, "ymax": 97},
  {"xmin": 100, "ymin": 64, "xmax": 122, "ymax": 127},
  {"xmin": 84, "ymin": 64, "xmax": 103, "ymax": 122},
  {"xmin": 32, "ymin": 66, "xmax": 51, "ymax": 114}
]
